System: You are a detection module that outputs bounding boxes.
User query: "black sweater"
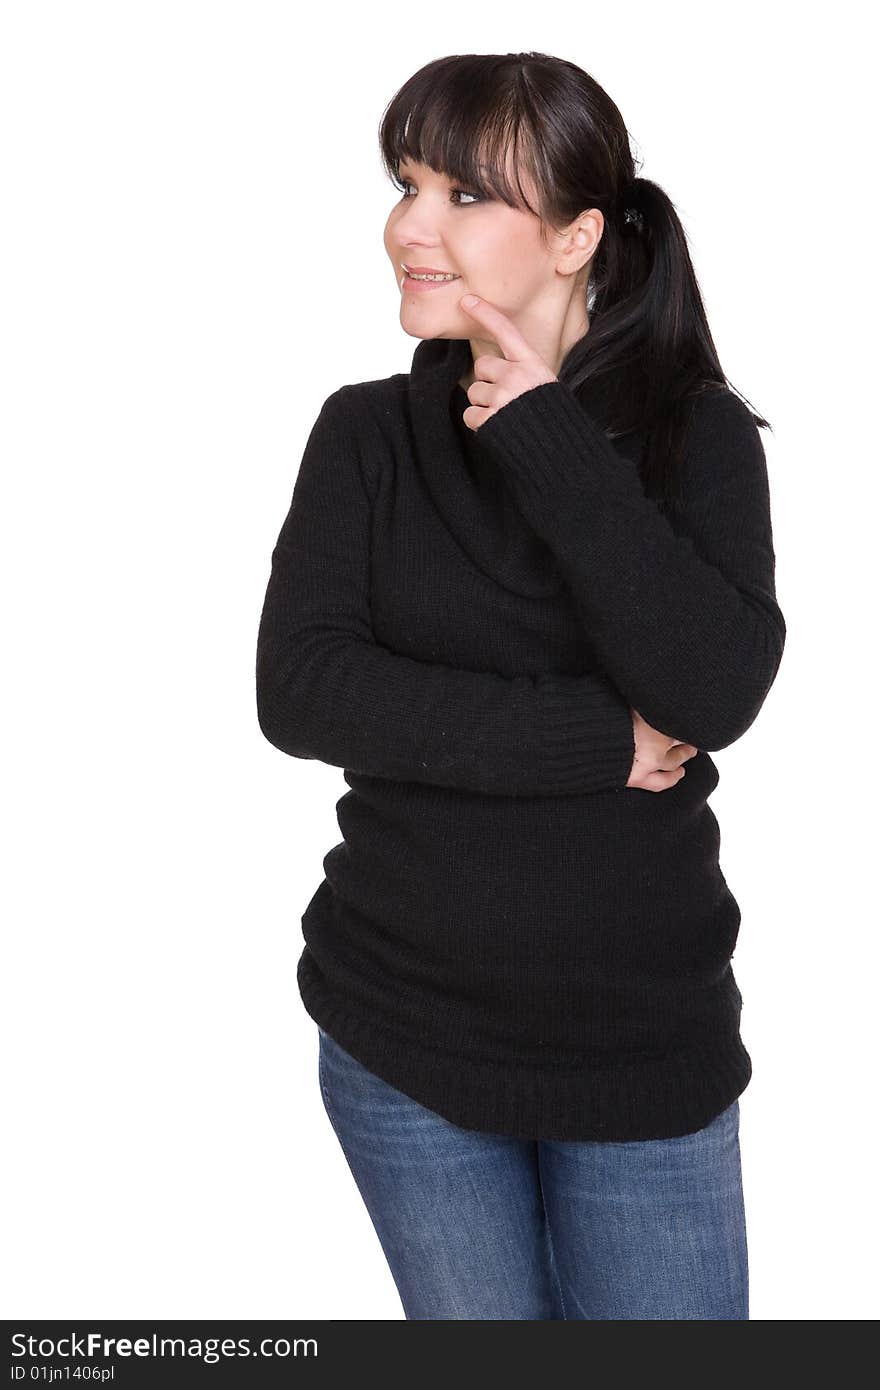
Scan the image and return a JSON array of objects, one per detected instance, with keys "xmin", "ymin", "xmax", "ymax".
[{"xmin": 256, "ymin": 333, "xmax": 785, "ymax": 1141}]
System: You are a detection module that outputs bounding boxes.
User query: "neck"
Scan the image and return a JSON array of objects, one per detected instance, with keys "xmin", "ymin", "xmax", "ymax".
[{"xmin": 458, "ymin": 305, "xmax": 590, "ymax": 394}]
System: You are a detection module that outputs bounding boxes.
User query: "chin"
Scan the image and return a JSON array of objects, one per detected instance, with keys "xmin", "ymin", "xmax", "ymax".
[
  {"xmin": 401, "ymin": 317, "xmax": 454, "ymax": 340},
  {"xmin": 403, "ymin": 329, "xmax": 451, "ymax": 342}
]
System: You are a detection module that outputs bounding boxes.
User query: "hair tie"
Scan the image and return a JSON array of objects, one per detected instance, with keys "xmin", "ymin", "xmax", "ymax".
[{"xmin": 619, "ymin": 177, "xmax": 645, "ymax": 233}]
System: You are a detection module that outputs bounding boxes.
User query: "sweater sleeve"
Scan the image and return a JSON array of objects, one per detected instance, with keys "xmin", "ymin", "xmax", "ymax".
[
  {"xmin": 256, "ymin": 386, "xmax": 637, "ymax": 796},
  {"xmin": 473, "ymin": 381, "xmax": 786, "ymax": 751}
]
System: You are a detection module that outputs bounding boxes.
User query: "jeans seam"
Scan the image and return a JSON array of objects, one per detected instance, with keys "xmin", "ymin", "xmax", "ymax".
[{"xmin": 543, "ymin": 1214, "xmax": 568, "ymax": 1320}]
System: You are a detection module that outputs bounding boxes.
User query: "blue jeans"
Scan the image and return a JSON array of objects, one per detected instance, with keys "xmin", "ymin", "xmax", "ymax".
[{"xmin": 317, "ymin": 1025, "xmax": 749, "ymax": 1319}]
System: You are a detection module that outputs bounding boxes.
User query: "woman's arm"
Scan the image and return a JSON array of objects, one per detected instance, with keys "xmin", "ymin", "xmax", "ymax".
[
  {"xmin": 474, "ymin": 383, "xmax": 786, "ymax": 751},
  {"xmin": 256, "ymin": 387, "xmax": 637, "ymax": 796}
]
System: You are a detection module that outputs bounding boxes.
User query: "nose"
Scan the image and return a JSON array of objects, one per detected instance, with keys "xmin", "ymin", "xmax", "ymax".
[{"xmin": 394, "ymin": 201, "xmax": 447, "ymax": 245}]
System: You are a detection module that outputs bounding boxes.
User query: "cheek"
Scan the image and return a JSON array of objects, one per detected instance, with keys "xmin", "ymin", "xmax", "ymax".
[
  {"xmin": 499, "ymin": 248, "xmax": 553, "ymax": 305},
  {"xmin": 466, "ymin": 229, "xmax": 536, "ymax": 282},
  {"xmin": 504, "ymin": 233, "xmax": 543, "ymax": 272}
]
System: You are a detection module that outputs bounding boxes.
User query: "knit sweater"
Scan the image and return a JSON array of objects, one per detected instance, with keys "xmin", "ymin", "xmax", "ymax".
[{"xmin": 256, "ymin": 333, "xmax": 785, "ymax": 1142}]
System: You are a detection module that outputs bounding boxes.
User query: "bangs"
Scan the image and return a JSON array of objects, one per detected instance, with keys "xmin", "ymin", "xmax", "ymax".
[{"xmin": 378, "ymin": 61, "xmax": 546, "ymax": 217}]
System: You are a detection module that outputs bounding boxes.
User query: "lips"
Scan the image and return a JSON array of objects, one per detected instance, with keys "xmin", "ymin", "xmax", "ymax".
[{"xmin": 401, "ymin": 262, "xmax": 460, "ymax": 277}]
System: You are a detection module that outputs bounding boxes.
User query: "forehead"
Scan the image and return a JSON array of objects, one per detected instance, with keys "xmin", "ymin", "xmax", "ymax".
[{"xmin": 397, "ymin": 154, "xmax": 496, "ymax": 172}]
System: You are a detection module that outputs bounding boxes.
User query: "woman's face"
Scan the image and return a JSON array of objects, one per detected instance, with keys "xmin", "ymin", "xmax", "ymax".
[{"xmin": 383, "ymin": 156, "xmax": 601, "ymax": 374}]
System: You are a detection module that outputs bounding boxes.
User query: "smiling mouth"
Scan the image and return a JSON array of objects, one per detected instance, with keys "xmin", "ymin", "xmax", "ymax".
[
  {"xmin": 399, "ymin": 273, "xmax": 462, "ymax": 296},
  {"xmin": 401, "ymin": 264, "xmax": 461, "ymax": 282}
]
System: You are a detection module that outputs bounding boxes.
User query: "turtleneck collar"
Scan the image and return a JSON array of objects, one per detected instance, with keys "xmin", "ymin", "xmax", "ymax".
[
  {"xmin": 408, "ymin": 332, "xmax": 472, "ymax": 386},
  {"xmin": 407, "ymin": 331, "xmax": 626, "ymax": 422},
  {"xmin": 403, "ymin": 332, "xmax": 647, "ymax": 600},
  {"xmin": 404, "ymin": 335, "xmax": 583, "ymax": 599}
]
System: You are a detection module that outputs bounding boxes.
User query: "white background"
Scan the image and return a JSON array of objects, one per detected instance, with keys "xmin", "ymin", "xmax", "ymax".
[{"xmin": 3, "ymin": 1, "xmax": 875, "ymax": 1321}]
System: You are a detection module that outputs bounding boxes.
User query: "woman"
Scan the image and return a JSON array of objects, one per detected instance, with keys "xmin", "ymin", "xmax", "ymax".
[{"xmin": 256, "ymin": 51, "xmax": 785, "ymax": 1319}]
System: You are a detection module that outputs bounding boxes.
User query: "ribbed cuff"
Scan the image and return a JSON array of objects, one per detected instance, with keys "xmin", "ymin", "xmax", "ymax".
[
  {"xmin": 476, "ymin": 380, "xmax": 642, "ymax": 520},
  {"xmin": 536, "ymin": 673, "xmax": 635, "ymax": 794}
]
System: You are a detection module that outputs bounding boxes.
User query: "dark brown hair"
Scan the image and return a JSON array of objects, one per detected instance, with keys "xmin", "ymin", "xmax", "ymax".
[{"xmin": 378, "ymin": 52, "xmax": 769, "ymax": 511}]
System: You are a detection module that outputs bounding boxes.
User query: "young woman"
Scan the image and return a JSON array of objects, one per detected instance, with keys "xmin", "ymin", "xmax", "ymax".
[{"xmin": 256, "ymin": 51, "xmax": 786, "ymax": 1320}]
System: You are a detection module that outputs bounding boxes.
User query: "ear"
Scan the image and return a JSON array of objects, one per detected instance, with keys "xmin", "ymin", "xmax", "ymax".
[{"xmin": 559, "ymin": 207, "xmax": 604, "ymax": 277}]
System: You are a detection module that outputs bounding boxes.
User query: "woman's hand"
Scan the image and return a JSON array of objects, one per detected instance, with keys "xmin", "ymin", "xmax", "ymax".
[
  {"xmin": 627, "ymin": 709, "xmax": 698, "ymax": 792},
  {"xmin": 458, "ymin": 295, "xmax": 557, "ymax": 428}
]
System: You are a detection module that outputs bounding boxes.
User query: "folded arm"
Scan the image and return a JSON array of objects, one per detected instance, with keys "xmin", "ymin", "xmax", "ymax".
[
  {"xmin": 474, "ymin": 382, "xmax": 786, "ymax": 750},
  {"xmin": 256, "ymin": 387, "xmax": 636, "ymax": 796}
]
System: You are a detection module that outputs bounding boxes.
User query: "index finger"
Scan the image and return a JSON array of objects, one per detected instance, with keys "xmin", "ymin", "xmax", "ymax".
[{"xmin": 459, "ymin": 295, "xmax": 535, "ymax": 362}]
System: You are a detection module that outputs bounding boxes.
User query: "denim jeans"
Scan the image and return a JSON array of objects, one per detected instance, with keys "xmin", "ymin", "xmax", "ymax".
[{"xmin": 317, "ymin": 1025, "xmax": 749, "ymax": 1319}]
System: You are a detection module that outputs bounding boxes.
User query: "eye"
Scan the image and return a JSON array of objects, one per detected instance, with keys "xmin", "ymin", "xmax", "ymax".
[{"xmin": 397, "ymin": 177, "xmax": 483, "ymax": 207}]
